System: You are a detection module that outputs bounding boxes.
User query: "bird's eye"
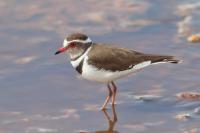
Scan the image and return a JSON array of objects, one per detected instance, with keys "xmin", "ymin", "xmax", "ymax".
[{"xmin": 69, "ymin": 42, "xmax": 76, "ymax": 48}]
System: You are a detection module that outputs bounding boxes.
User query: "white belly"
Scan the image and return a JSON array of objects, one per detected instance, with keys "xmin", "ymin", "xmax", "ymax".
[{"xmin": 81, "ymin": 56, "xmax": 151, "ymax": 83}]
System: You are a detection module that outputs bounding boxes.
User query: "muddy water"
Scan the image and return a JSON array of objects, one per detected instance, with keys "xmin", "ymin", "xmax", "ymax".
[{"xmin": 1, "ymin": 0, "xmax": 200, "ymax": 133}]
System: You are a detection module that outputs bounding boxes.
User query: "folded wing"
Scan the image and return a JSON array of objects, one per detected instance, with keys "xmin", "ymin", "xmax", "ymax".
[{"xmin": 87, "ymin": 44, "xmax": 179, "ymax": 72}]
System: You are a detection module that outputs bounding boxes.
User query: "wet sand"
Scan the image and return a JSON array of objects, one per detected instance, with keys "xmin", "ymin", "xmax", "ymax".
[{"xmin": 1, "ymin": 0, "xmax": 200, "ymax": 132}]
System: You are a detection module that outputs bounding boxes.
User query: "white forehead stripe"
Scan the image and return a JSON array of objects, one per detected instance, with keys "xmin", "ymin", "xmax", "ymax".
[{"xmin": 63, "ymin": 37, "xmax": 92, "ymax": 47}]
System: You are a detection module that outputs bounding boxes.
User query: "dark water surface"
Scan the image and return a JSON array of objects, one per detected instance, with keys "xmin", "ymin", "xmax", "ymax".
[{"xmin": 1, "ymin": 0, "xmax": 200, "ymax": 133}]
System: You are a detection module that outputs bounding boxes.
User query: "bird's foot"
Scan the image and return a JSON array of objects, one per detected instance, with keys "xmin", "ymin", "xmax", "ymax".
[{"xmin": 100, "ymin": 106, "xmax": 108, "ymax": 111}]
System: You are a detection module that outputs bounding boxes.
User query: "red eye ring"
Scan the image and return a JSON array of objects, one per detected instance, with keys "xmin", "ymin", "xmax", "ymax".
[{"xmin": 69, "ymin": 42, "xmax": 76, "ymax": 48}]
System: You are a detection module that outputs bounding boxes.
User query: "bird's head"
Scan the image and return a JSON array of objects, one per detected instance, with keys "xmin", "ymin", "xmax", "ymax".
[
  {"xmin": 55, "ymin": 33, "xmax": 92, "ymax": 55},
  {"xmin": 55, "ymin": 33, "xmax": 92, "ymax": 60}
]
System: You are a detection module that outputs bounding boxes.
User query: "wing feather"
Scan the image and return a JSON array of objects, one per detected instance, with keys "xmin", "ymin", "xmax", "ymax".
[{"xmin": 87, "ymin": 44, "xmax": 145, "ymax": 71}]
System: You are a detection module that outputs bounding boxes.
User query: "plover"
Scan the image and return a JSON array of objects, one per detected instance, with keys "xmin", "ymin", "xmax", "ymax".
[{"xmin": 55, "ymin": 33, "xmax": 180, "ymax": 109}]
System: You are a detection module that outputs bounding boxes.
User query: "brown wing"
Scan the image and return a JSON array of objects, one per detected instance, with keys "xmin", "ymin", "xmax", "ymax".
[
  {"xmin": 87, "ymin": 44, "xmax": 146, "ymax": 71},
  {"xmin": 87, "ymin": 44, "xmax": 179, "ymax": 72}
]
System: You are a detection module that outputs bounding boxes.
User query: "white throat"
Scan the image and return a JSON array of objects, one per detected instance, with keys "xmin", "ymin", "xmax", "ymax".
[{"xmin": 70, "ymin": 46, "xmax": 92, "ymax": 68}]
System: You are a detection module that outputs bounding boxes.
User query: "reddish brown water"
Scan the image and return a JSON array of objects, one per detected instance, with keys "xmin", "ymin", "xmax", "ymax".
[{"xmin": 1, "ymin": 0, "xmax": 200, "ymax": 133}]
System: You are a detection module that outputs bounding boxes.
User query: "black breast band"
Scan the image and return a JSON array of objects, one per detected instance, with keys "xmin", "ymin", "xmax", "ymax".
[{"xmin": 75, "ymin": 59, "xmax": 84, "ymax": 74}]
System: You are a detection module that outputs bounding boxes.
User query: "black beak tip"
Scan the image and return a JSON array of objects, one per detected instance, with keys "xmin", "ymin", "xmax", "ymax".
[{"xmin": 54, "ymin": 51, "xmax": 60, "ymax": 55}]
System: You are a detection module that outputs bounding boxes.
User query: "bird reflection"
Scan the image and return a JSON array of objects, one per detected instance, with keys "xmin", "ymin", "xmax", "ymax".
[
  {"xmin": 97, "ymin": 105, "xmax": 119, "ymax": 133},
  {"xmin": 81, "ymin": 105, "xmax": 119, "ymax": 133}
]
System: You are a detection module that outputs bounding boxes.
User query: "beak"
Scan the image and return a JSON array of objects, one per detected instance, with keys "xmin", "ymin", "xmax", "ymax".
[{"xmin": 55, "ymin": 47, "xmax": 68, "ymax": 55}]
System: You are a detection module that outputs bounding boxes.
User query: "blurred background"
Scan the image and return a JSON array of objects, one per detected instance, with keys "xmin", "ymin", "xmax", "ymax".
[{"xmin": 0, "ymin": 0, "xmax": 200, "ymax": 133}]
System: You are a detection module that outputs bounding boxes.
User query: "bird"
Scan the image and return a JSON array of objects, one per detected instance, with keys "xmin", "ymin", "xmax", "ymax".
[{"xmin": 55, "ymin": 33, "xmax": 180, "ymax": 110}]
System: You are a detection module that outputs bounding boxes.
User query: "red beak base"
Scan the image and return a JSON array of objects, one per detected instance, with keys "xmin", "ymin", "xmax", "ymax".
[{"xmin": 55, "ymin": 47, "xmax": 67, "ymax": 55}]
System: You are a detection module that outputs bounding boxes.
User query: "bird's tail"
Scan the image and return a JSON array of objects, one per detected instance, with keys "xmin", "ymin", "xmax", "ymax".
[{"xmin": 142, "ymin": 54, "xmax": 181, "ymax": 64}]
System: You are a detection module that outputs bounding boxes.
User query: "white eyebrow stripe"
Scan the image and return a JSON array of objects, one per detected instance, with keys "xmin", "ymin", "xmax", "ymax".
[
  {"xmin": 67, "ymin": 38, "xmax": 92, "ymax": 44},
  {"xmin": 63, "ymin": 38, "xmax": 92, "ymax": 47}
]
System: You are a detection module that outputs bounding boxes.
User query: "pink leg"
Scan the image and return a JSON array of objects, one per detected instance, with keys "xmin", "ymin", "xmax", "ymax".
[
  {"xmin": 101, "ymin": 83, "xmax": 112, "ymax": 110},
  {"xmin": 111, "ymin": 81, "xmax": 117, "ymax": 105}
]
